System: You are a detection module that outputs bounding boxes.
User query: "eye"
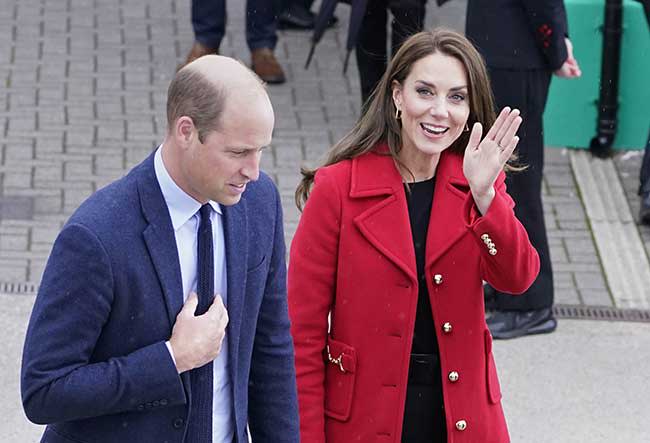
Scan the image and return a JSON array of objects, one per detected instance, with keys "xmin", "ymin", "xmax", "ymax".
[
  {"xmin": 450, "ymin": 93, "xmax": 466, "ymax": 102},
  {"xmin": 230, "ymin": 150, "xmax": 247, "ymax": 156},
  {"xmin": 417, "ymin": 88, "xmax": 433, "ymax": 96}
]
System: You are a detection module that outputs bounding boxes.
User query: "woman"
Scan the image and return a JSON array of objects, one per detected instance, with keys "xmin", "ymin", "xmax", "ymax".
[{"xmin": 288, "ymin": 29, "xmax": 539, "ymax": 443}]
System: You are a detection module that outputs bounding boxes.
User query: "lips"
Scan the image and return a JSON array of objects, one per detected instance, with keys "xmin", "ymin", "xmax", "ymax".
[
  {"xmin": 420, "ymin": 123, "xmax": 449, "ymax": 135},
  {"xmin": 228, "ymin": 183, "xmax": 247, "ymax": 195}
]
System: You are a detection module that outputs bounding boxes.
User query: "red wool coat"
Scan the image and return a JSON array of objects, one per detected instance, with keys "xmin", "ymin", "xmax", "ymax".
[{"xmin": 288, "ymin": 146, "xmax": 539, "ymax": 443}]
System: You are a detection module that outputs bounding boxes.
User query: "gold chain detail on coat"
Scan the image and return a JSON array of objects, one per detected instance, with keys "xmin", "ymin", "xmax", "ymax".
[{"xmin": 326, "ymin": 345, "xmax": 346, "ymax": 373}]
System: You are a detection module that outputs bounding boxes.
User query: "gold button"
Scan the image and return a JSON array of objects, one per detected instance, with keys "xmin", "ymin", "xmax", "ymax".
[
  {"xmin": 455, "ymin": 420, "xmax": 467, "ymax": 431},
  {"xmin": 433, "ymin": 274, "xmax": 443, "ymax": 285},
  {"xmin": 487, "ymin": 241, "xmax": 495, "ymax": 248},
  {"xmin": 489, "ymin": 248, "xmax": 497, "ymax": 256},
  {"xmin": 448, "ymin": 371, "xmax": 459, "ymax": 382},
  {"xmin": 442, "ymin": 322, "xmax": 452, "ymax": 333},
  {"xmin": 481, "ymin": 234, "xmax": 489, "ymax": 241}
]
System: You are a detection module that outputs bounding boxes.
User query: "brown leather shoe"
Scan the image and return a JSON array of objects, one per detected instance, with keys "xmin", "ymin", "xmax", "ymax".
[
  {"xmin": 178, "ymin": 41, "xmax": 219, "ymax": 71},
  {"xmin": 251, "ymin": 48, "xmax": 286, "ymax": 84}
]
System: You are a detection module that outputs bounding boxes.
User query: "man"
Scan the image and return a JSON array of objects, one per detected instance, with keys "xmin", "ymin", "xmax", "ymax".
[
  {"xmin": 185, "ymin": 0, "xmax": 286, "ymax": 84},
  {"xmin": 21, "ymin": 55, "xmax": 299, "ymax": 443},
  {"xmin": 466, "ymin": 0, "xmax": 581, "ymax": 339}
]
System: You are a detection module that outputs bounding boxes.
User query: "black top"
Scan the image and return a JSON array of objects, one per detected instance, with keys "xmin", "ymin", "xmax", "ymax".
[{"xmin": 404, "ymin": 177, "xmax": 438, "ymax": 355}]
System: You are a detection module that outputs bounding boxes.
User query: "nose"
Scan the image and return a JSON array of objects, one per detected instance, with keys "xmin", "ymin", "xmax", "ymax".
[
  {"xmin": 429, "ymin": 96, "xmax": 447, "ymax": 118},
  {"xmin": 241, "ymin": 151, "xmax": 261, "ymax": 182}
]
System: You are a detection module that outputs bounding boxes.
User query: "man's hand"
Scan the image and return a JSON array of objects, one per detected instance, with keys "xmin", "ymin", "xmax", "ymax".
[
  {"xmin": 169, "ymin": 292, "xmax": 229, "ymax": 374},
  {"xmin": 554, "ymin": 38, "xmax": 582, "ymax": 78}
]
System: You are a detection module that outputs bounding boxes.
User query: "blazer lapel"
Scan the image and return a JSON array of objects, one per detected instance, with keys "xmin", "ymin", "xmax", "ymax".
[
  {"xmin": 222, "ymin": 200, "xmax": 247, "ymax": 387},
  {"xmin": 351, "ymin": 151, "xmax": 418, "ymax": 284},
  {"xmin": 136, "ymin": 153, "xmax": 184, "ymax": 327}
]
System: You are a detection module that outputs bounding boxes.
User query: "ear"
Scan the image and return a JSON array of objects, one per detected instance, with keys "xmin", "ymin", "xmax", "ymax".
[
  {"xmin": 391, "ymin": 80, "xmax": 403, "ymax": 110},
  {"xmin": 175, "ymin": 116, "xmax": 196, "ymax": 147}
]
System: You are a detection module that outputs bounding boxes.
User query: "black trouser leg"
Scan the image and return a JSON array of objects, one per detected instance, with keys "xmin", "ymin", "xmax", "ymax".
[
  {"xmin": 390, "ymin": 0, "xmax": 426, "ymax": 56},
  {"xmin": 356, "ymin": 0, "xmax": 389, "ymax": 106},
  {"xmin": 639, "ymin": 129, "xmax": 650, "ymax": 195},
  {"xmin": 489, "ymin": 68, "xmax": 553, "ymax": 311}
]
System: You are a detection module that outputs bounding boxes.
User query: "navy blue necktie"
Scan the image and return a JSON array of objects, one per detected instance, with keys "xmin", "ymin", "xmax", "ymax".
[{"xmin": 186, "ymin": 204, "xmax": 214, "ymax": 442}]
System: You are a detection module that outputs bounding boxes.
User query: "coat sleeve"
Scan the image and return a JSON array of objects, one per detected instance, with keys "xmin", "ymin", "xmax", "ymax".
[
  {"xmin": 248, "ymin": 184, "xmax": 300, "ymax": 443},
  {"xmin": 20, "ymin": 223, "xmax": 186, "ymax": 425},
  {"xmin": 288, "ymin": 168, "xmax": 342, "ymax": 443},
  {"xmin": 520, "ymin": 0, "xmax": 569, "ymax": 70},
  {"xmin": 463, "ymin": 171, "xmax": 540, "ymax": 294}
]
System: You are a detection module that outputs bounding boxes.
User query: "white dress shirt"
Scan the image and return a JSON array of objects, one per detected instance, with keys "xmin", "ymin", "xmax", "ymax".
[{"xmin": 154, "ymin": 147, "xmax": 234, "ymax": 443}]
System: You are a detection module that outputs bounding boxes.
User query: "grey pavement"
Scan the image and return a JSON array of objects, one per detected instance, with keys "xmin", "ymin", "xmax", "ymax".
[{"xmin": 1, "ymin": 0, "xmax": 649, "ymax": 442}]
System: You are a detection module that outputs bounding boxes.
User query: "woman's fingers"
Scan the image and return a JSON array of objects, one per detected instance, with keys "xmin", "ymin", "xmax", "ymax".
[
  {"xmin": 499, "ymin": 136, "xmax": 519, "ymax": 163},
  {"xmin": 494, "ymin": 109, "xmax": 520, "ymax": 143},
  {"xmin": 466, "ymin": 122, "xmax": 483, "ymax": 152},
  {"xmin": 483, "ymin": 106, "xmax": 511, "ymax": 141},
  {"xmin": 499, "ymin": 114, "xmax": 522, "ymax": 148}
]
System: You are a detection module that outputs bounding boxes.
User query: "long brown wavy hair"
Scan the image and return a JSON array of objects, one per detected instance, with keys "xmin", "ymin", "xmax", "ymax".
[{"xmin": 295, "ymin": 28, "xmax": 501, "ymax": 210}]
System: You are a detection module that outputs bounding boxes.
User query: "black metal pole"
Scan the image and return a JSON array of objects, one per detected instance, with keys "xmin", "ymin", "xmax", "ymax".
[{"xmin": 589, "ymin": 0, "xmax": 623, "ymax": 158}]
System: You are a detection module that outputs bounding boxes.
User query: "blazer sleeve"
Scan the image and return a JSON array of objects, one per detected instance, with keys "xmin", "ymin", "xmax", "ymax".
[
  {"xmin": 520, "ymin": 0, "xmax": 569, "ymax": 70},
  {"xmin": 288, "ymin": 168, "xmax": 341, "ymax": 443},
  {"xmin": 247, "ymin": 184, "xmax": 300, "ymax": 443},
  {"xmin": 21, "ymin": 223, "xmax": 186, "ymax": 425},
  {"xmin": 462, "ymin": 171, "xmax": 540, "ymax": 294}
]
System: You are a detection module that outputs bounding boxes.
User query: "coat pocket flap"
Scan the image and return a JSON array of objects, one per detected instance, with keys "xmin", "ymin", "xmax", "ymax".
[
  {"xmin": 324, "ymin": 337, "xmax": 357, "ymax": 374},
  {"xmin": 323, "ymin": 337, "xmax": 358, "ymax": 421}
]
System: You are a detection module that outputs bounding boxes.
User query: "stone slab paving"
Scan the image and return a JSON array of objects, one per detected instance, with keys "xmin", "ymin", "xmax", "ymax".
[{"xmin": 0, "ymin": 0, "xmax": 621, "ymax": 314}]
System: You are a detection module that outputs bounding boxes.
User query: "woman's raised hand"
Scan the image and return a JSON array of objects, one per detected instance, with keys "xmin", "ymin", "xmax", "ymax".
[{"xmin": 462, "ymin": 107, "xmax": 522, "ymax": 215}]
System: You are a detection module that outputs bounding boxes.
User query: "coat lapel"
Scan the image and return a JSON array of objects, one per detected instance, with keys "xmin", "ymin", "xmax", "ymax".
[
  {"xmin": 222, "ymin": 200, "xmax": 247, "ymax": 387},
  {"xmin": 425, "ymin": 153, "xmax": 472, "ymax": 270},
  {"xmin": 351, "ymin": 151, "xmax": 418, "ymax": 284}
]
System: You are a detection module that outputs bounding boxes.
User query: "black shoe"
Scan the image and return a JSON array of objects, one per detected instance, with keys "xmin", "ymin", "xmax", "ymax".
[
  {"xmin": 277, "ymin": 5, "xmax": 338, "ymax": 30},
  {"xmin": 640, "ymin": 193, "xmax": 650, "ymax": 225},
  {"xmin": 487, "ymin": 308, "xmax": 557, "ymax": 340},
  {"xmin": 278, "ymin": 4, "xmax": 315, "ymax": 30}
]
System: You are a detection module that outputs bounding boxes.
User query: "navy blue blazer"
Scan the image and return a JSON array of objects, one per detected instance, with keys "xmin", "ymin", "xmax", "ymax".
[{"xmin": 21, "ymin": 152, "xmax": 299, "ymax": 443}]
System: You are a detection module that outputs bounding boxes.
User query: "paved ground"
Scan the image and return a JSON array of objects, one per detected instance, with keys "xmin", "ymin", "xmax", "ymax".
[{"xmin": 1, "ymin": 0, "xmax": 649, "ymax": 441}]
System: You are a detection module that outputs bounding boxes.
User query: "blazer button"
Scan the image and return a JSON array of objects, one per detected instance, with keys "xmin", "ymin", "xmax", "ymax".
[
  {"xmin": 172, "ymin": 418, "xmax": 185, "ymax": 429},
  {"xmin": 433, "ymin": 274, "xmax": 443, "ymax": 285},
  {"xmin": 160, "ymin": 399, "xmax": 168, "ymax": 406},
  {"xmin": 137, "ymin": 404, "xmax": 144, "ymax": 411},
  {"xmin": 448, "ymin": 371, "xmax": 459, "ymax": 382},
  {"xmin": 442, "ymin": 322, "xmax": 453, "ymax": 334},
  {"xmin": 455, "ymin": 419, "xmax": 467, "ymax": 431},
  {"xmin": 152, "ymin": 400, "xmax": 160, "ymax": 407}
]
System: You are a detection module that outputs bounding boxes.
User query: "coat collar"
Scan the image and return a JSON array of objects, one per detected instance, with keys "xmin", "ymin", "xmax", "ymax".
[{"xmin": 350, "ymin": 144, "xmax": 471, "ymax": 284}]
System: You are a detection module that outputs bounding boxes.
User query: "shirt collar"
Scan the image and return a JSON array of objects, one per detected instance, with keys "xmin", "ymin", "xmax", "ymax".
[{"xmin": 154, "ymin": 145, "xmax": 222, "ymax": 231}]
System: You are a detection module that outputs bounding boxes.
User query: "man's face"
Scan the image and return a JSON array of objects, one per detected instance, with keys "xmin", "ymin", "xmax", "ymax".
[{"xmin": 181, "ymin": 94, "xmax": 274, "ymax": 205}]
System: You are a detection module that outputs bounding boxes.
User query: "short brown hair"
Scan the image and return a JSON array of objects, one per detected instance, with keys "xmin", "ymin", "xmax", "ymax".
[{"xmin": 166, "ymin": 67, "xmax": 225, "ymax": 143}]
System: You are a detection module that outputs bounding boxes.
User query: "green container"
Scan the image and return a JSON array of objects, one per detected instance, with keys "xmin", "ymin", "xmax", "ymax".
[{"xmin": 543, "ymin": 0, "xmax": 650, "ymax": 150}]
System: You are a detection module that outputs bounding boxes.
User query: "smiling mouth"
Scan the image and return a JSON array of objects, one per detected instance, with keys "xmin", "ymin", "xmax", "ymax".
[{"xmin": 420, "ymin": 123, "xmax": 449, "ymax": 135}]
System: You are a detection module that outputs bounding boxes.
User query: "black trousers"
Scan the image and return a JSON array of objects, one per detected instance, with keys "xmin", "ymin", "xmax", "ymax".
[
  {"xmin": 489, "ymin": 68, "xmax": 554, "ymax": 311},
  {"xmin": 355, "ymin": 0, "xmax": 426, "ymax": 106}
]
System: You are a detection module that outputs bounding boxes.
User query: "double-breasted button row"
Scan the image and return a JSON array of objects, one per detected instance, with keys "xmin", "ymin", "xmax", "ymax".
[{"xmin": 480, "ymin": 233, "xmax": 497, "ymax": 256}]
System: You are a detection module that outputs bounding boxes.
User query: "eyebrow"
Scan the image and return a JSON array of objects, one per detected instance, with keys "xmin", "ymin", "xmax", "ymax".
[{"xmin": 415, "ymin": 80, "xmax": 468, "ymax": 92}]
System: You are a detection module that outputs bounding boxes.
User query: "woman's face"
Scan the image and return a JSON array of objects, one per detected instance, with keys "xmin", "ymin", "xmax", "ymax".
[{"xmin": 392, "ymin": 52, "xmax": 470, "ymax": 159}]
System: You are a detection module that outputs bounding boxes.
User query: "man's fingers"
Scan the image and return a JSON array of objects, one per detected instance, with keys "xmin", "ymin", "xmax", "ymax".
[{"xmin": 208, "ymin": 294, "xmax": 228, "ymax": 321}]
